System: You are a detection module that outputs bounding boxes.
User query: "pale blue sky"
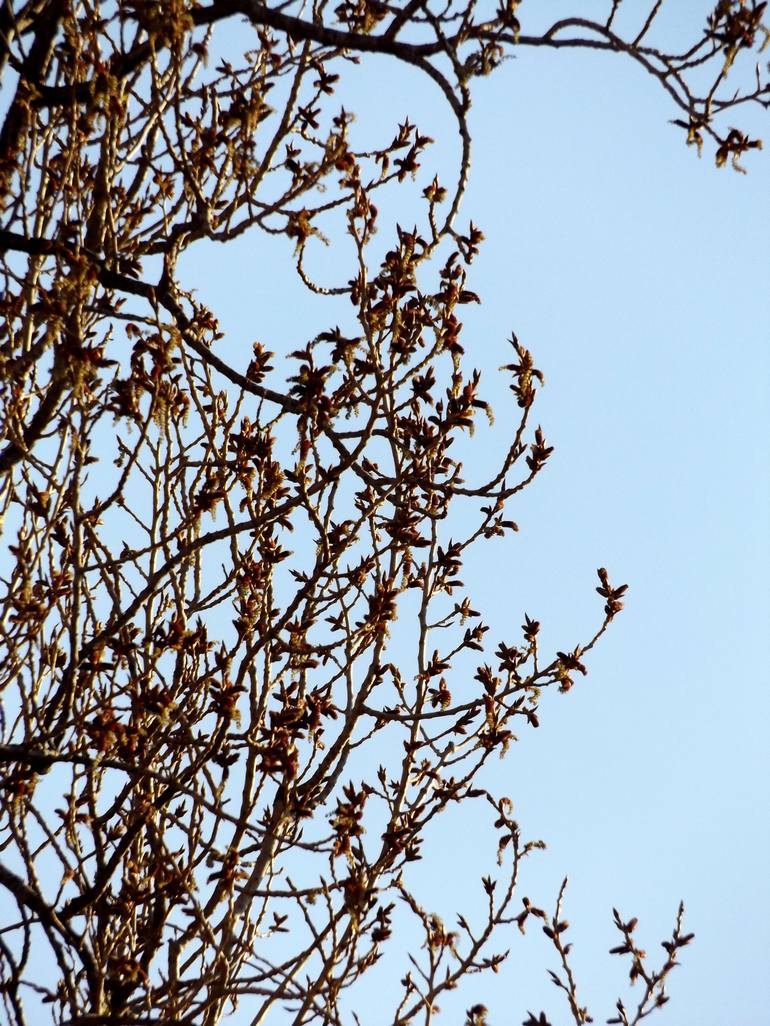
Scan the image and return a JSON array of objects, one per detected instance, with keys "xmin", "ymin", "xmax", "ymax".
[{"xmin": 180, "ymin": 7, "xmax": 769, "ymax": 1024}]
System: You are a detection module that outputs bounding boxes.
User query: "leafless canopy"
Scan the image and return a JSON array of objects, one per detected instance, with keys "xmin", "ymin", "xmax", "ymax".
[{"xmin": 0, "ymin": 1, "xmax": 765, "ymax": 1024}]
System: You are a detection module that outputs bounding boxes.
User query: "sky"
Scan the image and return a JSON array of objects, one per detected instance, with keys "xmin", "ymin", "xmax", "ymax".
[
  {"xmin": 0, "ymin": 3, "xmax": 766, "ymax": 1025},
  {"xmin": 180, "ymin": 5, "xmax": 770, "ymax": 1025}
]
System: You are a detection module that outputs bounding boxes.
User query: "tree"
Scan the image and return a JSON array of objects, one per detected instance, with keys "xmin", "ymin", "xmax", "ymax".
[{"xmin": 0, "ymin": 1, "xmax": 765, "ymax": 1024}]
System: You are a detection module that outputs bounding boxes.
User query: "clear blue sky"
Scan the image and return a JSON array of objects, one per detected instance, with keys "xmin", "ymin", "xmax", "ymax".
[{"xmin": 183, "ymin": 6, "xmax": 769, "ymax": 1024}]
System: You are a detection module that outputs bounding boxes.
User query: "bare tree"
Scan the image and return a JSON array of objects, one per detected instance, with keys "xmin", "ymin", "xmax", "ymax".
[{"xmin": 0, "ymin": 2, "xmax": 765, "ymax": 1024}]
